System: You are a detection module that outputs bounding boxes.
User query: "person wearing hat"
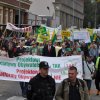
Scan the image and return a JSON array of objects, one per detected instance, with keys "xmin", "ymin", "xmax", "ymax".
[
  {"xmin": 76, "ymin": 48, "xmax": 82, "ymax": 55},
  {"xmin": 65, "ymin": 48, "xmax": 72, "ymax": 56},
  {"xmin": 27, "ymin": 61, "xmax": 56, "ymax": 100},
  {"xmin": 30, "ymin": 42, "xmax": 38, "ymax": 55}
]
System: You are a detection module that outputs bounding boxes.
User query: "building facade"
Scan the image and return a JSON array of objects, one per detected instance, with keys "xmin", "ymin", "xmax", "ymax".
[
  {"xmin": 54, "ymin": 0, "xmax": 84, "ymax": 29},
  {"xmin": 29, "ymin": 0, "xmax": 84, "ymax": 29},
  {"xmin": 0, "ymin": 0, "xmax": 31, "ymax": 25}
]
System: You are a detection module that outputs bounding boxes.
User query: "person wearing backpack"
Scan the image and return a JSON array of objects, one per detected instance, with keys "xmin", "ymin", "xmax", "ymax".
[{"xmin": 55, "ymin": 66, "xmax": 89, "ymax": 100}]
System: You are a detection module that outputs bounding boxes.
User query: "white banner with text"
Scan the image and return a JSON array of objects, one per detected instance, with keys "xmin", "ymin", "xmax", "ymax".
[{"xmin": 0, "ymin": 55, "xmax": 82, "ymax": 83}]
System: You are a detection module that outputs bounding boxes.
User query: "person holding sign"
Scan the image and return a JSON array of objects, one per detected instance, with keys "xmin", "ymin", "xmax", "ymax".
[
  {"xmin": 27, "ymin": 61, "xmax": 56, "ymax": 100},
  {"xmin": 55, "ymin": 66, "xmax": 89, "ymax": 100}
]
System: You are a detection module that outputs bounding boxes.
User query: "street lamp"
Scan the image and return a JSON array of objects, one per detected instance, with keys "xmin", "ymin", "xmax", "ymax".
[
  {"xmin": 72, "ymin": 0, "xmax": 75, "ymax": 26},
  {"xmin": 17, "ymin": 0, "xmax": 21, "ymax": 27},
  {"xmin": 94, "ymin": 2, "xmax": 97, "ymax": 28}
]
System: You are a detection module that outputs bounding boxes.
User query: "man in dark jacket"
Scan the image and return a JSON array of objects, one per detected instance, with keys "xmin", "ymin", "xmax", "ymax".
[
  {"xmin": 42, "ymin": 40, "xmax": 56, "ymax": 57},
  {"xmin": 81, "ymin": 42, "xmax": 89, "ymax": 58},
  {"xmin": 16, "ymin": 42, "xmax": 26, "ymax": 56},
  {"xmin": 58, "ymin": 43, "xmax": 66, "ymax": 57},
  {"xmin": 27, "ymin": 61, "xmax": 56, "ymax": 100}
]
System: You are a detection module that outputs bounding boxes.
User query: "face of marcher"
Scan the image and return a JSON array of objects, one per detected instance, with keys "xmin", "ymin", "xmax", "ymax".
[
  {"xmin": 20, "ymin": 43, "xmax": 24, "ymax": 48},
  {"xmin": 77, "ymin": 51, "xmax": 81, "ymax": 55},
  {"xmin": 32, "ymin": 44, "xmax": 36, "ymax": 47},
  {"xmin": 40, "ymin": 68, "xmax": 49, "ymax": 77},
  {"xmin": 62, "ymin": 44, "xmax": 65, "ymax": 49},
  {"xmin": 2, "ymin": 47, "xmax": 6, "ymax": 51},
  {"xmin": 66, "ymin": 51, "xmax": 72, "ymax": 56},
  {"xmin": 48, "ymin": 41, "xmax": 52, "ymax": 46},
  {"xmin": 68, "ymin": 69, "xmax": 77, "ymax": 82}
]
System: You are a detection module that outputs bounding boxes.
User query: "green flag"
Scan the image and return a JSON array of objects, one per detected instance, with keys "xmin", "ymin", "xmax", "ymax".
[{"xmin": 51, "ymin": 30, "xmax": 57, "ymax": 44}]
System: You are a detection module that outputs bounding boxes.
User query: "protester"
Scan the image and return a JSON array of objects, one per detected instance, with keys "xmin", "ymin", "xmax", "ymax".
[
  {"xmin": 37, "ymin": 42, "xmax": 44, "ymax": 56},
  {"xmin": 7, "ymin": 41, "xmax": 14, "ymax": 58},
  {"xmin": 25, "ymin": 38, "xmax": 32, "ymax": 46},
  {"xmin": 83, "ymin": 56, "xmax": 95, "ymax": 95},
  {"xmin": 30, "ymin": 42, "xmax": 38, "ymax": 55},
  {"xmin": 54, "ymin": 41, "xmax": 61, "ymax": 56},
  {"xmin": 0, "ymin": 46, "xmax": 8, "ymax": 57},
  {"xmin": 27, "ymin": 61, "xmax": 56, "ymax": 100},
  {"xmin": 76, "ymin": 48, "xmax": 82, "ymax": 55},
  {"xmin": 16, "ymin": 42, "xmax": 26, "ymax": 56},
  {"xmin": 65, "ymin": 48, "xmax": 72, "ymax": 56},
  {"xmin": 58, "ymin": 43, "xmax": 66, "ymax": 57},
  {"xmin": 0, "ymin": 35, "xmax": 8, "ymax": 50},
  {"xmin": 43, "ymin": 39, "xmax": 47, "ymax": 46},
  {"xmin": 89, "ymin": 43, "xmax": 99, "ymax": 64},
  {"xmin": 81, "ymin": 42, "xmax": 89, "ymax": 58},
  {"xmin": 55, "ymin": 66, "xmax": 89, "ymax": 100},
  {"xmin": 42, "ymin": 40, "xmax": 56, "ymax": 57}
]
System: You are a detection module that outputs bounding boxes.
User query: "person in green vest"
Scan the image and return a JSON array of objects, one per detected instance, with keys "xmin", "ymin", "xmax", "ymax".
[{"xmin": 95, "ymin": 57, "xmax": 100, "ymax": 95}]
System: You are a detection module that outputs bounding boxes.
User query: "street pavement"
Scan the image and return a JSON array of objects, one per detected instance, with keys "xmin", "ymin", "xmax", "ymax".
[{"xmin": 0, "ymin": 80, "xmax": 100, "ymax": 100}]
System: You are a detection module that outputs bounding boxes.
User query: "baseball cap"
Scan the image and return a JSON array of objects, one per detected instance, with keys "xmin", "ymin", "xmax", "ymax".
[
  {"xmin": 39, "ymin": 61, "xmax": 50, "ymax": 69},
  {"xmin": 77, "ymin": 48, "xmax": 81, "ymax": 52},
  {"xmin": 65, "ymin": 48, "xmax": 72, "ymax": 52}
]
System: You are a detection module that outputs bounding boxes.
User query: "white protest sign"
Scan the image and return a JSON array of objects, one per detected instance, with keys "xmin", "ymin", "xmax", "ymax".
[
  {"xmin": 0, "ymin": 55, "xmax": 82, "ymax": 83},
  {"xmin": 73, "ymin": 31, "xmax": 91, "ymax": 43},
  {"xmin": 55, "ymin": 25, "xmax": 62, "ymax": 41}
]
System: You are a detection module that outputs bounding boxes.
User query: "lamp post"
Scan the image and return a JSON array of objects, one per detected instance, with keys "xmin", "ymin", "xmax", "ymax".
[
  {"xmin": 94, "ymin": 1, "xmax": 97, "ymax": 28},
  {"xmin": 72, "ymin": 0, "xmax": 75, "ymax": 26},
  {"xmin": 18, "ymin": 0, "xmax": 21, "ymax": 27}
]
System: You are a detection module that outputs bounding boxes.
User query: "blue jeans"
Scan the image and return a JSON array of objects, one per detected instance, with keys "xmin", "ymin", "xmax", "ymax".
[{"xmin": 84, "ymin": 79, "xmax": 92, "ymax": 90}]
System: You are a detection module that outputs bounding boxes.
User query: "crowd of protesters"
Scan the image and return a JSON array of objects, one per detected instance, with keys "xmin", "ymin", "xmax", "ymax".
[
  {"xmin": 0, "ymin": 33, "xmax": 100, "ymax": 97},
  {"xmin": 0, "ymin": 34, "xmax": 99, "ymax": 58}
]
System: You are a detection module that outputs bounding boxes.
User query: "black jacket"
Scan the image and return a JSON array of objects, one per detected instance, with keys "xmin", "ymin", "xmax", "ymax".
[
  {"xmin": 58, "ymin": 48, "xmax": 66, "ymax": 57},
  {"xmin": 42, "ymin": 45, "xmax": 56, "ymax": 57},
  {"xmin": 16, "ymin": 47, "xmax": 26, "ymax": 56},
  {"xmin": 27, "ymin": 74, "xmax": 56, "ymax": 100}
]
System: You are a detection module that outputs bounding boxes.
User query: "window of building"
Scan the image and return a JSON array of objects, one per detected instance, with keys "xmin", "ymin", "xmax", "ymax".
[
  {"xmin": 9, "ymin": 9, "xmax": 13, "ymax": 23},
  {"xmin": 0, "ymin": 6, "xmax": 3, "ymax": 24},
  {"xmin": 5, "ymin": 8, "xmax": 8, "ymax": 24}
]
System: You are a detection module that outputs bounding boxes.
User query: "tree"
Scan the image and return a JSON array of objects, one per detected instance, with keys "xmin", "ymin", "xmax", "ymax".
[
  {"xmin": 83, "ymin": 0, "xmax": 94, "ymax": 28},
  {"xmin": 83, "ymin": 0, "xmax": 100, "ymax": 28}
]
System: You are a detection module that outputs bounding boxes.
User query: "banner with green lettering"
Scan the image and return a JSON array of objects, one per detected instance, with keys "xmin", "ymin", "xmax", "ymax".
[{"xmin": 0, "ymin": 55, "xmax": 82, "ymax": 83}]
